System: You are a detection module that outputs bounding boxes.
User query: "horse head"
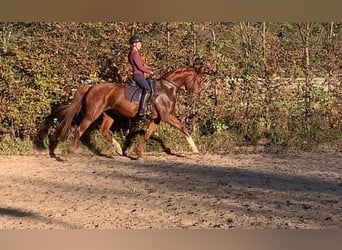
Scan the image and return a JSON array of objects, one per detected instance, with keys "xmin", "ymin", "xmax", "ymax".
[
  {"xmin": 160, "ymin": 67, "xmax": 203, "ymax": 96},
  {"xmin": 188, "ymin": 67, "xmax": 203, "ymax": 96}
]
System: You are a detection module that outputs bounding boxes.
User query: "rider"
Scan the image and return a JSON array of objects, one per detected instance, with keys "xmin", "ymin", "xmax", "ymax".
[{"xmin": 128, "ymin": 35, "xmax": 154, "ymax": 117}]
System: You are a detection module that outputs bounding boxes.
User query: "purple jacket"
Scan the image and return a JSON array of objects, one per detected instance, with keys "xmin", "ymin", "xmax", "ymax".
[{"xmin": 128, "ymin": 49, "xmax": 152, "ymax": 75}]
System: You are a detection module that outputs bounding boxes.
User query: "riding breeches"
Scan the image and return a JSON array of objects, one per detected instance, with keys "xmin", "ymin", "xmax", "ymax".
[{"xmin": 133, "ymin": 73, "xmax": 151, "ymax": 92}]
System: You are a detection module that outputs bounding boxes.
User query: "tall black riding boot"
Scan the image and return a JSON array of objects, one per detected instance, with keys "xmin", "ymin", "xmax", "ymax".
[{"xmin": 138, "ymin": 91, "xmax": 150, "ymax": 116}]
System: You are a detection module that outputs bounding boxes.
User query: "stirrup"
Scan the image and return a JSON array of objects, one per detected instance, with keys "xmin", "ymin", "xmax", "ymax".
[{"xmin": 138, "ymin": 110, "xmax": 151, "ymax": 117}]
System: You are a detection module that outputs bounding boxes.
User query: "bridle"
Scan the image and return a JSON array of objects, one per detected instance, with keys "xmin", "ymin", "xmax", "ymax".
[
  {"xmin": 160, "ymin": 77, "xmax": 180, "ymax": 90},
  {"xmin": 160, "ymin": 69, "xmax": 199, "ymax": 93}
]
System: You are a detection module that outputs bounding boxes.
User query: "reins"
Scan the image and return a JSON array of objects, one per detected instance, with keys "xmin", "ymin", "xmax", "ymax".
[
  {"xmin": 160, "ymin": 77, "xmax": 180, "ymax": 90},
  {"xmin": 160, "ymin": 69, "xmax": 198, "ymax": 93}
]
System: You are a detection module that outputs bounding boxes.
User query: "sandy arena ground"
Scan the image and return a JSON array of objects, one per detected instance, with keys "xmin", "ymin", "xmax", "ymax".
[{"xmin": 0, "ymin": 152, "xmax": 341, "ymax": 229}]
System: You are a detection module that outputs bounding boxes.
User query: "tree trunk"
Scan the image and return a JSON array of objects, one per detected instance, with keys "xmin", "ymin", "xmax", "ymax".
[
  {"xmin": 298, "ymin": 22, "xmax": 313, "ymax": 121},
  {"xmin": 329, "ymin": 22, "xmax": 334, "ymax": 41},
  {"xmin": 262, "ymin": 22, "xmax": 271, "ymax": 133},
  {"xmin": 239, "ymin": 22, "xmax": 252, "ymax": 57}
]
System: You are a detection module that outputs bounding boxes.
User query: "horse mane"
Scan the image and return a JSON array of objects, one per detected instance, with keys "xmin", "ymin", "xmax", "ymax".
[{"xmin": 162, "ymin": 67, "xmax": 193, "ymax": 78}]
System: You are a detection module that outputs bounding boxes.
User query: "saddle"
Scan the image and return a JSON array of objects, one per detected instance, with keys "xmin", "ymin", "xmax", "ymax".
[
  {"xmin": 124, "ymin": 79, "xmax": 142, "ymax": 102},
  {"xmin": 124, "ymin": 79, "xmax": 157, "ymax": 103}
]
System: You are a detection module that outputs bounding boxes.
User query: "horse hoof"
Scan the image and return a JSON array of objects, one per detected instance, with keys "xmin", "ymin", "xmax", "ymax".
[
  {"xmin": 135, "ymin": 155, "xmax": 144, "ymax": 161},
  {"xmin": 68, "ymin": 150, "xmax": 75, "ymax": 156},
  {"xmin": 192, "ymin": 148, "xmax": 199, "ymax": 154},
  {"xmin": 116, "ymin": 149, "xmax": 123, "ymax": 156},
  {"xmin": 135, "ymin": 152, "xmax": 143, "ymax": 159}
]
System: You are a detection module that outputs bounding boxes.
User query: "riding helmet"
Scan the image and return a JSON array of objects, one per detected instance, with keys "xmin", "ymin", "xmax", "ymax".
[{"xmin": 129, "ymin": 35, "xmax": 141, "ymax": 44}]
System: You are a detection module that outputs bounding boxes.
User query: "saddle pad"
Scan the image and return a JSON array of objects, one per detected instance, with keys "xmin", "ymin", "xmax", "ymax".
[{"xmin": 124, "ymin": 83, "xmax": 142, "ymax": 102}]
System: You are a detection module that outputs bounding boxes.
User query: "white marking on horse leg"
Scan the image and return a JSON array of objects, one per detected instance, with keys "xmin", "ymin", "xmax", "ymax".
[
  {"xmin": 186, "ymin": 136, "xmax": 199, "ymax": 153},
  {"xmin": 112, "ymin": 138, "xmax": 123, "ymax": 156}
]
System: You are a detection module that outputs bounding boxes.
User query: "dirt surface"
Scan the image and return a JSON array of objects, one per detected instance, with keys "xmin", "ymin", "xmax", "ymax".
[{"xmin": 0, "ymin": 152, "xmax": 341, "ymax": 229}]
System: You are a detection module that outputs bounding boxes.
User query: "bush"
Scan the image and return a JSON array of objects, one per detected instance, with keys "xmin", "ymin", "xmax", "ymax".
[{"xmin": 1, "ymin": 22, "xmax": 341, "ymax": 155}]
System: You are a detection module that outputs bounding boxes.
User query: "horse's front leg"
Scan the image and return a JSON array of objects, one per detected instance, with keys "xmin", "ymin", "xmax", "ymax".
[
  {"xmin": 164, "ymin": 114, "xmax": 199, "ymax": 153},
  {"xmin": 136, "ymin": 120, "xmax": 157, "ymax": 158}
]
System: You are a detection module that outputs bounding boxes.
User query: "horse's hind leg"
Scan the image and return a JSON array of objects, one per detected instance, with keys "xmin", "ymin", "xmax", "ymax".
[
  {"xmin": 69, "ymin": 117, "xmax": 92, "ymax": 154},
  {"xmin": 100, "ymin": 113, "xmax": 123, "ymax": 156},
  {"xmin": 136, "ymin": 120, "xmax": 157, "ymax": 158},
  {"xmin": 69, "ymin": 110, "xmax": 102, "ymax": 154}
]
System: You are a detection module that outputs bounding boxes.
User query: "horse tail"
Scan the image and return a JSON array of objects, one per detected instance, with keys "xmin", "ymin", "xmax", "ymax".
[{"xmin": 54, "ymin": 85, "xmax": 91, "ymax": 141}]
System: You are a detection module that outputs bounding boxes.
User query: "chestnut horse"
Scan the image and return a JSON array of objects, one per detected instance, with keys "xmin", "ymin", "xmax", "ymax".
[{"xmin": 54, "ymin": 67, "xmax": 202, "ymax": 157}]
